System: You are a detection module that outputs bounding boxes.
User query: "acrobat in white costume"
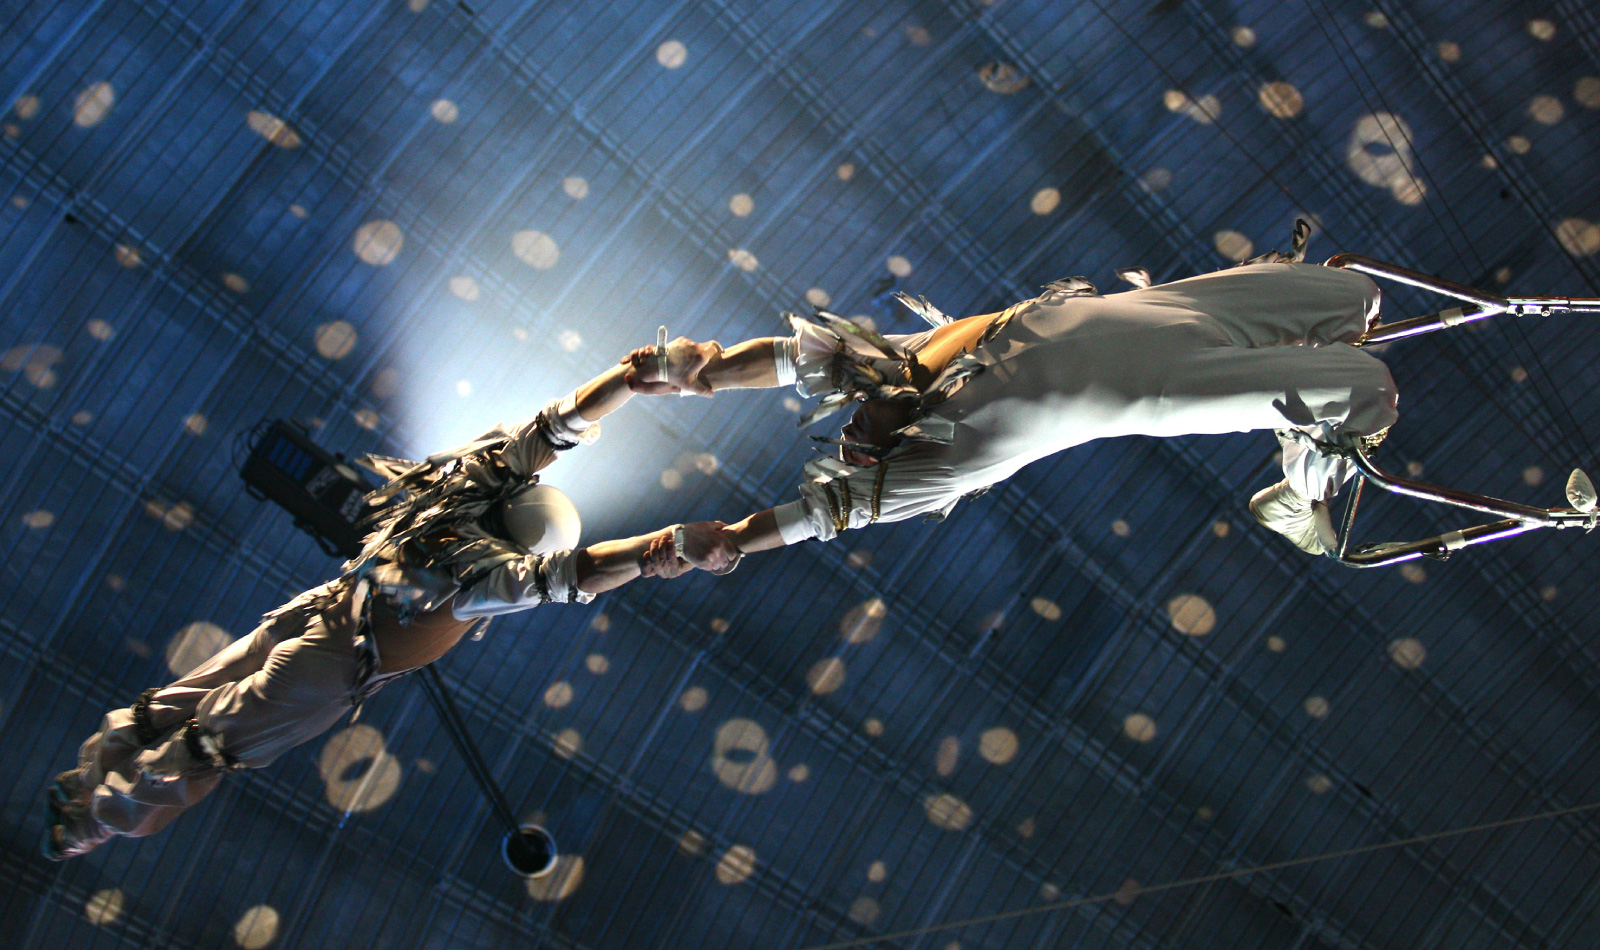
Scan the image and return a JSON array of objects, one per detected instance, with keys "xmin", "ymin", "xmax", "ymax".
[
  {"xmin": 632, "ymin": 254, "xmax": 1397, "ymax": 557},
  {"xmin": 43, "ymin": 363, "xmax": 737, "ymax": 861}
]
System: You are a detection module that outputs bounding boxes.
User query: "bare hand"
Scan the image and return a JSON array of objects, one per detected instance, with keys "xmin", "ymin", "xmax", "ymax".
[
  {"xmin": 678, "ymin": 520, "xmax": 740, "ymax": 574},
  {"xmin": 621, "ymin": 338, "xmax": 721, "ymax": 396},
  {"xmin": 640, "ymin": 531, "xmax": 691, "ymax": 579}
]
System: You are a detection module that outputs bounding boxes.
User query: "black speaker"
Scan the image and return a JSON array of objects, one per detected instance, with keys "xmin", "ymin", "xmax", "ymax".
[{"xmin": 239, "ymin": 420, "xmax": 372, "ymax": 559}]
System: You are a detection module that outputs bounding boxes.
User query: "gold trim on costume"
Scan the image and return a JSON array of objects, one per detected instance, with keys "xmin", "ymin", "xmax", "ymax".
[{"xmin": 822, "ymin": 483, "xmax": 847, "ymax": 534}]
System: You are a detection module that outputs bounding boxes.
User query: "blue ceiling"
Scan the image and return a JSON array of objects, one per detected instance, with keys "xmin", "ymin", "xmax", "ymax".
[{"xmin": 3, "ymin": 0, "xmax": 1599, "ymax": 948}]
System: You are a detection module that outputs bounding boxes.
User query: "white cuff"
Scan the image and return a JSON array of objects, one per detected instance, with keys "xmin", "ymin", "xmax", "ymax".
[
  {"xmin": 788, "ymin": 318, "xmax": 848, "ymax": 397},
  {"xmin": 553, "ymin": 393, "xmax": 593, "ymax": 432},
  {"xmin": 773, "ymin": 499, "xmax": 818, "ymax": 545},
  {"xmin": 773, "ymin": 337, "xmax": 798, "ymax": 388},
  {"xmin": 542, "ymin": 548, "xmax": 595, "ymax": 605},
  {"xmin": 542, "ymin": 394, "xmax": 599, "ymax": 448}
]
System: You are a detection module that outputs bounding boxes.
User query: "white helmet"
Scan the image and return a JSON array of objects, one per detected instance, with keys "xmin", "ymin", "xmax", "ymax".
[{"xmin": 500, "ymin": 483, "xmax": 581, "ymax": 554}]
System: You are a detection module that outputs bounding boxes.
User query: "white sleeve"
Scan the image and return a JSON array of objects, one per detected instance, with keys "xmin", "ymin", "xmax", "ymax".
[
  {"xmin": 788, "ymin": 321, "xmax": 845, "ymax": 397},
  {"xmin": 784, "ymin": 450, "xmax": 966, "ymax": 542},
  {"xmin": 783, "ymin": 323, "xmax": 937, "ymax": 397},
  {"xmin": 543, "ymin": 393, "xmax": 596, "ymax": 445},
  {"xmin": 773, "ymin": 499, "xmax": 817, "ymax": 544},
  {"xmin": 450, "ymin": 549, "xmax": 596, "ymax": 619},
  {"xmin": 493, "ymin": 395, "xmax": 597, "ymax": 476},
  {"xmin": 773, "ymin": 337, "xmax": 798, "ymax": 388}
]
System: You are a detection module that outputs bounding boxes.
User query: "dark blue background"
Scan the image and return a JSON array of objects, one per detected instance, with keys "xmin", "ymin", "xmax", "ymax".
[{"xmin": 2, "ymin": 1, "xmax": 1598, "ymax": 948}]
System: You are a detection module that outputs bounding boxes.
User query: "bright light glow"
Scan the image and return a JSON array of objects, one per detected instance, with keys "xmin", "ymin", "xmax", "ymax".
[
  {"xmin": 1258, "ymin": 81, "xmax": 1304, "ymax": 119},
  {"xmin": 807, "ymin": 657, "xmax": 846, "ymax": 694},
  {"xmin": 234, "ymin": 906, "xmax": 281, "ymax": 950},
  {"xmin": 315, "ymin": 321, "xmax": 357, "ymax": 359},
  {"xmin": 716, "ymin": 845, "xmax": 757, "ymax": 884},
  {"xmin": 656, "ymin": 40, "xmax": 688, "ymax": 69},
  {"xmin": 247, "ymin": 110, "xmax": 301, "ymax": 147},
  {"xmin": 354, "ymin": 221, "xmax": 404, "ymax": 265},
  {"xmin": 840, "ymin": 598, "xmax": 885, "ymax": 643},
  {"xmin": 552, "ymin": 727, "xmax": 582, "ymax": 758},
  {"xmin": 167, "ymin": 621, "xmax": 233, "ymax": 676},
  {"xmin": 1030, "ymin": 596, "xmax": 1061, "ymax": 620},
  {"xmin": 84, "ymin": 889, "xmax": 124, "ymax": 925},
  {"xmin": 1528, "ymin": 95, "xmax": 1564, "ymax": 125},
  {"xmin": 1167, "ymin": 593, "xmax": 1216, "ymax": 635},
  {"xmin": 713, "ymin": 719, "xmax": 778, "ymax": 793},
  {"xmin": 319, "ymin": 724, "xmax": 402, "ymax": 812},
  {"xmin": 1214, "ymin": 231, "xmax": 1254, "ymax": 262},
  {"xmin": 923, "ymin": 792, "xmax": 973, "ymax": 830},
  {"xmin": 512, "ymin": 230, "xmax": 560, "ymax": 269},
  {"xmin": 74, "ymin": 82, "xmax": 115, "ymax": 127},
  {"xmin": 1163, "ymin": 90, "xmax": 1220, "ymax": 124},
  {"xmin": 430, "ymin": 98, "xmax": 459, "ymax": 123},
  {"xmin": 978, "ymin": 727, "xmax": 1019, "ymax": 764},
  {"xmin": 1123, "ymin": 712, "xmax": 1157, "ymax": 742}
]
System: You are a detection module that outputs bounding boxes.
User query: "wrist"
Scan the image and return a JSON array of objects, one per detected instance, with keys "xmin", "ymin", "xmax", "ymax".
[{"xmin": 671, "ymin": 524, "xmax": 688, "ymax": 567}]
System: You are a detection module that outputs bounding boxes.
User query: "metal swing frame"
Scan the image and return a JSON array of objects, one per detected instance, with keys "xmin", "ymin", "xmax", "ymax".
[{"xmin": 1322, "ymin": 254, "xmax": 1600, "ymax": 568}]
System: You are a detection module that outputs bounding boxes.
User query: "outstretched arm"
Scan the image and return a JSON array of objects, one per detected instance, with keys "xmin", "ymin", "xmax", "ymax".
[
  {"xmin": 698, "ymin": 338, "xmax": 786, "ymax": 391},
  {"xmin": 512, "ymin": 345, "xmax": 722, "ymax": 467},
  {"xmin": 575, "ymin": 520, "xmax": 737, "ymax": 594},
  {"xmin": 565, "ymin": 363, "xmax": 636, "ymax": 425},
  {"xmin": 622, "ymin": 337, "xmax": 788, "ymax": 395},
  {"xmin": 553, "ymin": 341, "xmax": 723, "ymax": 430},
  {"xmin": 454, "ymin": 522, "xmax": 739, "ymax": 618},
  {"xmin": 565, "ymin": 360, "xmax": 661, "ymax": 427},
  {"xmin": 722, "ymin": 509, "xmax": 788, "ymax": 554}
]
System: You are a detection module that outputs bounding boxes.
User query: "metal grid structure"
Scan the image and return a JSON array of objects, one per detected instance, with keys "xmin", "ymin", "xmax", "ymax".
[{"xmin": 2, "ymin": 0, "xmax": 1598, "ymax": 947}]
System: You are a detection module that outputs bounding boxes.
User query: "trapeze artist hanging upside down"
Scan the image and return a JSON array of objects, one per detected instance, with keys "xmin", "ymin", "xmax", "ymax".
[
  {"xmin": 624, "ymin": 224, "xmax": 1598, "ymax": 568},
  {"xmin": 42, "ymin": 359, "xmax": 740, "ymax": 861}
]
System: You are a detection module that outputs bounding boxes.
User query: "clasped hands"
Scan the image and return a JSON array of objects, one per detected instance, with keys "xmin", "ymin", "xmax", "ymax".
[
  {"xmin": 622, "ymin": 338, "xmax": 742, "ymax": 579},
  {"xmin": 621, "ymin": 337, "xmax": 721, "ymax": 396},
  {"xmin": 640, "ymin": 521, "xmax": 739, "ymax": 580}
]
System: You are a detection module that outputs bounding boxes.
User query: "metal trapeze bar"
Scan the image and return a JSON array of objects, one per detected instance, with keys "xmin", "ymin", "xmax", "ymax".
[
  {"xmin": 1327, "ymin": 253, "xmax": 1510, "ymax": 308},
  {"xmin": 1308, "ymin": 254, "xmax": 1599, "ymax": 566},
  {"xmin": 1333, "ymin": 442, "xmax": 1596, "ymax": 568},
  {"xmin": 1338, "ymin": 518, "xmax": 1542, "ymax": 568},
  {"xmin": 1327, "ymin": 253, "xmax": 1600, "ymax": 345}
]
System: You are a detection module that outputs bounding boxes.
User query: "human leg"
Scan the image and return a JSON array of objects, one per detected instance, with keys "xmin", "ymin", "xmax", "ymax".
[
  {"xmin": 1141, "ymin": 338, "xmax": 1398, "ymax": 555},
  {"xmin": 44, "ymin": 616, "xmax": 292, "ymax": 858},
  {"xmin": 1243, "ymin": 346, "xmax": 1397, "ymax": 555},
  {"xmin": 50, "ymin": 596, "xmax": 368, "ymax": 858},
  {"xmin": 1156, "ymin": 262, "xmax": 1381, "ymax": 348},
  {"xmin": 1145, "ymin": 339, "xmax": 1398, "ymax": 444},
  {"xmin": 64, "ymin": 617, "xmax": 289, "ymax": 805}
]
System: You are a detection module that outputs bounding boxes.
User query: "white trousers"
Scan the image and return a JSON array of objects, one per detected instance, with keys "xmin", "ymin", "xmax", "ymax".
[
  {"xmin": 64, "ymin": 591, "xmax": 379, "ymax": 844},
  {"xmin": 1119, "ymin": 262, "xmax": 1396, "ymax": 500}
]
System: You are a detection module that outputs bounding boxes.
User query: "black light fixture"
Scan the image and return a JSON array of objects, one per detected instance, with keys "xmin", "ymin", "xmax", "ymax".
[{"xmin": 238, "ymin": 420, "xmax": 371, "ymax": 559}]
